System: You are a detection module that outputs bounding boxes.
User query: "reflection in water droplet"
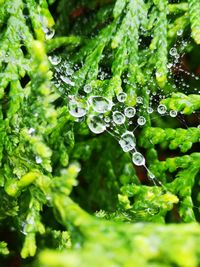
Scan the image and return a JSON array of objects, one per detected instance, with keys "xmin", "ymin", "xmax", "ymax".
[
  {"xmin": 84, "ymin": 84, "xmax": 92, "ymax": 93},
  {"xmin": 177, "ymin": 29, "xmax": 183, "ymax": 36},
  {"xmin": 89, "ymin": 96, "xmax": 112, "ymax": 113},
  {"xmin": 169, "ymin": 47, "xmax": 177, "ymax": 57},
  {"xmin": 48, "ymin": 55, "xmax": 61, "ymax": 65},
  {"xmin": 147, "ymin": 107, "xmax": 153, "ymax": 114},
  {"xmin": 148, "ymin": 172, "xmax": 155, "ymax": 179},
  {"xmin": 157, "ymin": 104, "xmax": 167, "ymax": 114},
  {"xmin": 112, "ymin": 111, "xmax": 125, "ymax": 125},
  {"xmin": 60, "ymin": 75, "xmax": 75, "ymax": 86},
  {"xmin": 136, "ymin": 96, "xmax": 143, "ymax": 104},
  {"xmin": 124, "ymin": 107, "xmax": 136, "ymax": 118},
  {"xmin": 117, "ymin": 92, "xmax": 127, "ymax": 102},
  {"xmin": 44, "ymin": 27, "xmax": 55, "ymax": 40},
  {"xmin": 137, "ymin": 116, "xmax": 146, "ymax": 125},
  {"xmin": 104, "ymin": 116, "xmax": 110, "ymax": 123},
  {"xmin": 119, "ymin": 131, "xmax": 136, "ymax": 152},
  {"xmin": 87, "ymin": 115, "xmax": 106, "ymax": 134},
  {"xmin": 35, "ymin": 156, "xmax": 42, "ymax": 164},
  {"xmin": 170, "ymin": 110, "xmax": 177, "ymax": 117},
  {"xmin": 69, "ymin": 97, "xmax": 88, "ymax": 118},
  {"xmin": 132, "ymin": 152, "xmax": 145, "ymax": 166},
  {"xmin": 167, "ymin": 62, "xmax": 173, "ymax": 69}
]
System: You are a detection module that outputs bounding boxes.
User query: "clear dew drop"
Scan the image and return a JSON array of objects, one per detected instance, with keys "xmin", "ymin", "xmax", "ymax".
[
  {"xmin": 104, "ymin": 116, "xmax": 110, "ymax": 123},
  {"xmin": 87, "ymin": 115, "xmax": 106, "ymax": 134},
  {"xmin": 84, "ymin": 84, "xmax": 92, "ymax": 93},
  {"xmin": 136, "ymin": 96, "xmax": 143, "ymax": 104},
  {"xmin": 28, "ymin": 128, "xmax": 35, "ymax": 135},
  {"xmin": 132, "ymin": 152, "xmax": 145, "ymax": 166},
  {"xmin": 119, "ymin": 131, "xmax": 136, "ymax": 152},
  {"xmin": 170, "ymin": 110, "xmax": 178, "ymax": 117},
  {"xmin": 167, "ymin": 62, "xmax": 173, "ymax": 69},
  {"xmin": 68, "ymin": 97, "xmax": 88, "ymax": 118},
  {"xmin": 44, "ymin": 27, "xmax": 55, "ymax": 40},
  {"xmin": 89, "ymin": 96, "xmax": 112, "ymax": 113},
  {"xmin": 177, "ymin": 29, "xmax": 183, "ymax": 36},
  {"xmin": 147, "ymin": 107, "xmax": 153, "ymax": 114},
  {"xmin": 60, "ymin": 75, "xmax": 75, "ymax": 86},
  {"xmin": 137, "ymin": 116, "xmax": 146, "ymax": 126},
  {"xmin": 112, "ymin": 111, "xmax": 126, "ymax": 125},
  {"xmin": 48, "ymin": 55, "xmax": 61, "ymax": 65},
  {"xmin": 21, "ymin": 222, "xmax": 27, "ymax": 235},
  {"xmin": 35, "ymin": 156, "xmax": 42, "ymax": 164},
  {"xmin": 148, "ymin": 172, "xmax": 155, "ymax": 179},
  {"xmin": 124, "ymin": 107, "xmax": 136, "ymax": 118},
  {"xmin": 157, "ymin": 104, "xmax": 167, "ymax": 115},
  {"xmin": 117, "ymin": 92, "xmax": 127, "ymax": 102},
  {"xmin": 169, "ymin": 47, "xmax": 177, "ymax": 57}
]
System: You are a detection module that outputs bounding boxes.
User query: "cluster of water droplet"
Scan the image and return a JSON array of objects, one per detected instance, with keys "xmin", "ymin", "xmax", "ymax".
[{"xmin": 47, "ymin": 27, "xmax": 200, "ymax": 186}]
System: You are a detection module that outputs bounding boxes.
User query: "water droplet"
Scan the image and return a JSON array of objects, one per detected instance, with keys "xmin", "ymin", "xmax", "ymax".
[
  {"xmin": 136, "ymin": 96, "xmax": 143, "ymax": 104},
  {"xmin": 137, "ymin": 116, "xmax": 146, "ymax": 125},
  {"xmin": 60, "ymin": 75, "xmax": 75, "ymax": 86},
  {"xmin": 69, "ymin": 97, "xmax": 88, "ymax": 118},
  {"xmin": 167, "ymin": 62, "xmax": 173, "ymax": 69},
  {"xmin": 87, "ymin": 115, "xmax": 106, "ymax": 134},
  {"xmin": 36, "ymin": 156, "xmax": 42, "ymax": 164},
  {"xmin": 132, "ymin": 152, "xmax": 145, "ymax": 166},
  {"xmin": 170, "ymin": 110, "xmax": 177, "ymax": 117},
  {"xmin": 169, "ymin": 48, "xmax": 177, "ymax": 57},
  {"xmin": 177, "ymin": 29, "xmax": 183, "ymax": 36},
  {"xmin": 124, "ymin": 107, "xmax": 136, "ymax": 118},
  {"xmin": 117, "ymin": 92, "xmax": 127, "ymax": 102},
  {"xmin": 21, "ymin": 222, "xmax": 27, "ymax": 235},
  {"xmin": 84, "ymin": 84, "xmax": 92, "ymax": 93},
  {"xmin": 157, "ymin": 104, "xmax": 167, "ymax": 114},
  {"xmin": 28, "ymin": 128, "xmax": 35, "ymax": 135},
  {"xmin": 89, "ymin": 96, "xmax": 112, "ymax": 113},
  {"xmin": 44, "ymin": 27, "xmax": 55, "ymax": 40},
  {"xmin": 104, "ymin": 116, "xmax": 110, "ymax": 123},
  {"xmin": 119, "ymin": 131, "xmax": 136, "ymax": 152},
  {"xmin": 112, "ymin": 111, "xmax": 125, "ymax": 125},
  {"xmin": 48, "ymin": 55, "xmax": 61, "ymax": 65},
  {"xmin": 147, "ymin": 107, "xmax": 153, "ymax": 114},
  {"xmin": 148, "ymin": 172, "xmax": 155, "ymax": 179}
]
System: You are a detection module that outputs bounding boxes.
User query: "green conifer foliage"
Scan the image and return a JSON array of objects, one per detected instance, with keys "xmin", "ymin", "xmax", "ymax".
[{"xmin": 0, "ymin": 0, "xmax": 199, "ymax": 266}]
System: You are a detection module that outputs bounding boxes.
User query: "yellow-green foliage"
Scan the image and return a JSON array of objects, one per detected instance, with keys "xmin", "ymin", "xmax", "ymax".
[{"xmin": 0, "ymin": 0, "xmax": 199, "ymax": 266}]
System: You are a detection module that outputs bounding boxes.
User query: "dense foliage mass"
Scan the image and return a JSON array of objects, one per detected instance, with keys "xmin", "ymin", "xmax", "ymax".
[{"xmin": 0, "ymin": 0, "xmax": 200, "ymax": 266}]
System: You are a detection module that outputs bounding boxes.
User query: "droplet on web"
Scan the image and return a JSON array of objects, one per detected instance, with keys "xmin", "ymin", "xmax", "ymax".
[
  {"xmin": 112, "ymin": 111, "xmax": 125, "ymax": 125},
  {"xmin": 119, "ymin": 131, "xmax": 136, "ymax": 152},
  {"xmin": 60, "ymin": 75, "xmax": 75, "ymax": 86},
  {"xmin": 177, "ymin": 29, "xmax": 183, "ymax": 36},
  {"xmin": 157, "ymin": 104, "xmax": 167, "ymax": 115},
  {"xmin": 89, "ymin": 96, "xmax": 112, "ymax": 113},
  {"xmin": 84, "ymin": 84, "xmax": 92, "ymax": 93},
  {"xmin": 48, "ymin": 55, "xmax": 61, "ymax": 65},
  {"xmin": 124, "ymin": 107, "xmax": 136, "ymax": 118},
  {"xmin": 170, "ymin": 110, "xmax": 177, "ymax": 117},
  {"xmin": 147, "ymin": 107, "xmax": 153, "ymax": 114},
  {"xmin": 117, "ymin": 92, "xmax": 127, "ymax": 102},
  {"xmin": 132, "ymin": 152, "xmax": 145, "ymax": 166},
  {"xmin": 137, "ymin": 116, "xmax": 146, "ymax": 125},
  {"xmin": 69, "ymin": 97, "xmax": 88, "ymax": 118},
  {"xmin": 169, "ymin": 47, "xmax": 177, "ymax": 57},
  {"xmin": 136, "ymin": 96, "xmax": 143, "ymax": 104},
  {"xmin": 87, "ymin": 115, "xmax": 106, "ymax": 134}
]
